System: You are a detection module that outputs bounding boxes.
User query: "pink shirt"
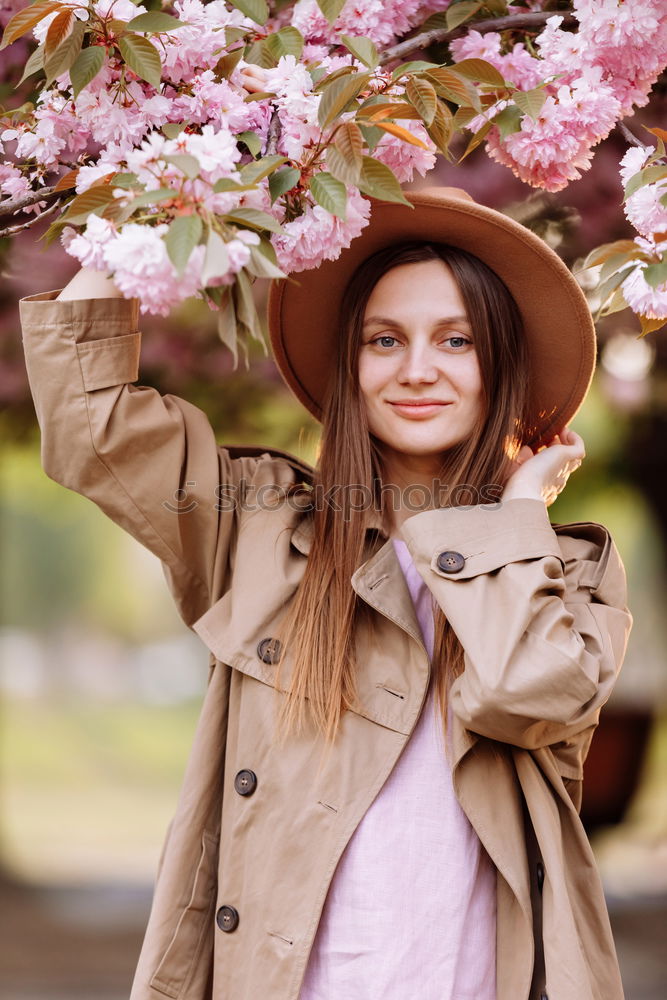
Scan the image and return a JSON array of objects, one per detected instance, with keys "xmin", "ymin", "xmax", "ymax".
[{"xmin": 298, "ymin": 537, "xmax": 497, "ymax": 1000}]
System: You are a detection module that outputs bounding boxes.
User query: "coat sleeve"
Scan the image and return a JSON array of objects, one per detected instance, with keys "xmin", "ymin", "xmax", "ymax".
[
  {"xmin": 400, "ymin": 498, "xmax": 633, "ymax": 750},
  {"xmin": 18, "ymin": 289, "xmax": 296, "ymax": 626}
]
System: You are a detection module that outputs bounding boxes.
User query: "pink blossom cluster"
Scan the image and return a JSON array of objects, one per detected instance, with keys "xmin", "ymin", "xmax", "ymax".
[
  {"xmin": 0, "ymin": 0, "xmax": 442, "ymax": 315},
  {"xmin": 615, "ymin": 146, "xmax": 667, "ymax": 319},
  {"xmin": 291, "ymin": 0, "xmax": 452, "ymax": 50},
  {"xmin": 451, "ymin": 1, "xmax": 667, "ymax": 191}
]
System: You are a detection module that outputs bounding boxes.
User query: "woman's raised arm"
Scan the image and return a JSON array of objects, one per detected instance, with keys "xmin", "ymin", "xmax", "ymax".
[{"xmin": 18, "ymin": 283, "xmax": 273, "ymax": 626}]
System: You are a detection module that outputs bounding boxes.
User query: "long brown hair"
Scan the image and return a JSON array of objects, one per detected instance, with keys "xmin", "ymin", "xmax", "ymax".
[{"xmin": 271, "ymin": 241, "xmax": 530, "ymax": 757}]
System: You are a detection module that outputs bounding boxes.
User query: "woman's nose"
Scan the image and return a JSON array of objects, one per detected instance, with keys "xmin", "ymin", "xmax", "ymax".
[{"xmin": 397, "ymin": 345, "xmax": 439, "ymax": 383}]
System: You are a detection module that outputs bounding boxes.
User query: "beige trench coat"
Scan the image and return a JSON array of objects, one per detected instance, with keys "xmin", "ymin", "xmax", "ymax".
[{"xmin": 19, "ymin": 290, "xmax": 633, "ymax": 1000}]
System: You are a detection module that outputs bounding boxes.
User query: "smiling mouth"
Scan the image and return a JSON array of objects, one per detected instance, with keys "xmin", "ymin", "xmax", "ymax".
[{"xmin": 387, "ymin": 400, "xmax": 452, "ymax": 417}]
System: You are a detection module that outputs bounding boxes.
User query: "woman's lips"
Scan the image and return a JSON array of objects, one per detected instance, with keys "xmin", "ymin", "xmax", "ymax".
[{"xmin": 387, "ymin": 400, "xmax": 452, "ymax": 418}]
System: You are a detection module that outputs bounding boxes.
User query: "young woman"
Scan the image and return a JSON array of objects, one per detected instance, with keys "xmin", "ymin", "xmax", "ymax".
[{"xmin": 18, "ymin": 185, "xmax": 632, "ymax": 1000}]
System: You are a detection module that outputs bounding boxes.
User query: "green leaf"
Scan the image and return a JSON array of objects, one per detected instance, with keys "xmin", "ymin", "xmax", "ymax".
[
  {"xmin": 336, "ymin": 121, "xmax": 364, "ymax": 160},
  {"xmin": 512, "ymin": 87, "xmax": 546, "ymax": 121},
  {"xmin": 419, "ymin": 12, "xmax": 448, "ymax": 32},
  {"xmin": 458, "ymin": 119, "xmax": 494, "ymax": 161},
  {"xmin": 59, "ymin": 185, "xmax": 117, "ymax": 225},
  {"xmin": 214, "ymin": 287, "xmax": 240, "ymax": 368},
  {"xmin": 265, "ymin": 26, "xmax": 304, "ymax": 62},
  {"xmin": 118, "ymin": 33, "xmax": 162, "ymax": 90},
  {"xmin": 246, "ymin": 241, "xmax": 287, "ymax": 279},
  {"xmin": 312, "ymin": 64, "xmax": 356, "ymax": 93},
  {"xmin": 224, "ymin": 207, "xmax": 286, "ymax": 234},
  {"xmin": 18, "ymin": 43, "xmax": 46, "ymax": 86},
  {"xmin": 212, "ymin": 177, "xmax": 257, "ymax": 193},
  {"xmin": 390, "ymin": 61, "xmax": 438, "ymax": 81},
  {"xmin": 423, "ymin": 67, "xmax": 481, "ymax": 112},
  {"xmin": 624, "ymin": 164, "xmax": 667, "ymax": 200},
  {"xmin": 128, "ymin": 187, "xmax": 176, "ymax": 209},
  {"xmin": 451, "ymin": 58, "xmax": 506, "ymax": 89},
  {"xmin": 213, "ymin": 46, "xmax": 244, "ymax": 80},
  {"xmin": 327, "ymin": 146, "xmax": 360, "ymax": 186},
  {"xmin": 643, "ymin": 256, "xmax": 667, "ymax": 289},
  {"xmin": 492, "ymin": 104, "xmax": 523, "ymax": 140},
  {"xmin": 70, "ymin": 46, "xmax": 105, "ymax": 99},
  {"xmin": 240, "ymin": 154, "xmax": 289, "ymax": 185},
  {"xmin": 357, "ymin": 156, "xmax": 412, "ymax": 206},
  {"xmin": 268, "ymin": 166, "xmax": 300, "ymax": 202},
  {"xmin": 310, "ymin": 171, "xmax": 347, "ymax": 219},
  {"xmin": 581, "ymin": 239, "xmax": 643, "ymax": 270},
  {"xmin": 234, "ymin": 268, "xmax": 262, "ymax": 344},
  {"xmin": 316, "ymin": 0, "xmax": 347, "ymax": 25},
  {"xmin": 327, "ymin": 120, "xmax": 363, "ymax": 184},
  {"xmin": 111, "ymin": 172, "xmax": 140, "ymax": 189},
  {"xmin": 426, "ymin": 102, "xmax": 454, "ymax": 156},
  {"xmin": 163, "ymin": 153, "xmax": 201, "ymax": 179},
  {"xmin": 357, "ymin": 123, "xmax": 384, "ymax": 153},
  {"xmin": 405, "ymin": 77, "xmax": 437, "ymax": 126},
  {"xmin": 43, "ymin": 18, "xmax": 85, "ymax": 85},
  {"xmin": 126, "ymin": 12, "xmax": 187, "ymax": 32},
  {"xmin": 446, "ymin": 1, "xmax": 483, "ymax": 31},
  {"xmin": 339, "ymin": 34, "xmax": 378, "ymax": 69},
  {"xmin": 243, "ymin": 38, "xmax": 275, "ymax": 69},
  {"xmin": 598, "ymin": 251, "xmax": 643, "ymax": 283},
  {"xmin": 226, "ymin": 26, "xmax": 249, "ymax": 45},
  {"xmin": 243, "ymin": 89, "xmax": 277, "ymax": 102},
  {"xmin": 594, "ymin": 264, "xmax": 636, "ymax": 312},
  {"xmin": 201, "ymin": 229, "xmax": 230, "ymax": 285},
  {"xmin": 236, "ymin": 130, "xmax": 262, "ymax": 157},
  {"xmin": 318, "ymin": 71, "xmax": 371, "ymax": 130},
  {"xmin": 452, "ymin": 105, "xmax": 480, "ymax": 129},
  {"xmin": 229, "ymin": 0, "xmax": 269, "ymax": 26},
  {"xmin": 0, "ymin": 0, "xmax": 61, "ymax": 51},
  {"xmin": 163, "ymin": 214, "xmax": 203, "ymax": 278},
  {"xmin": 162, "ymin": 122, "xmax": 187, "ymax": 139}
]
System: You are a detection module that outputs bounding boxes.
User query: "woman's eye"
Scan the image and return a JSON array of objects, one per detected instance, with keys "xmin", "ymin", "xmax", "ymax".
[
  {"xmin": 445, "ymin": 336, "xmax": 470, "ymax": 349},
  {"xmin": 374, "ymin": 335, "xmax": 398, "ymax": 348}
]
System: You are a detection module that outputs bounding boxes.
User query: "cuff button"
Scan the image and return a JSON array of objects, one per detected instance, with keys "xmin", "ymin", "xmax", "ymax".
[{"xmin": 437, "ymin": 551, "xmax": 466, "ymax": 574}]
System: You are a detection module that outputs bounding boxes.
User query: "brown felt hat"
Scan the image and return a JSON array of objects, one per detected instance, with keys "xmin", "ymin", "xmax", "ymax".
[{"xmin": 267, "ymin": 186, "xmax": 596, "ymax": 447}]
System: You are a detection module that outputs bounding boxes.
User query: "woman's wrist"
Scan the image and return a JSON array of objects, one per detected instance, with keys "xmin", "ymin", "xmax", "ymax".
[{"xmin": 500, "ymin": 487, "xmax": 546, "ymax": 505}]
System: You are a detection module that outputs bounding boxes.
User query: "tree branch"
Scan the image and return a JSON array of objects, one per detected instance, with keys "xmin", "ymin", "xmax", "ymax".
[
  {"xmin": 266, "ymin": 109, "xmax": 282, "ymax": 156},
  {"xmin": 616, "ymin": 121, "xmax": 647, "ymax": 148},
  {"xmin": 379, "ymin": 10, "xmax": 578, "ymax": 65},
  {"xmin": 0, "ymin": 194, "xmax": 62, "ymax": 238},
  {"xmin": 0, "ymin": 184, "xmax": 64, "ymax": 220}
]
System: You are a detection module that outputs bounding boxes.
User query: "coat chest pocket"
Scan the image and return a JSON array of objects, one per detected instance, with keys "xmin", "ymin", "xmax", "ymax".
[{"xmin": 150, "ymin": 830, "xmax": 219, "ymax": 999}]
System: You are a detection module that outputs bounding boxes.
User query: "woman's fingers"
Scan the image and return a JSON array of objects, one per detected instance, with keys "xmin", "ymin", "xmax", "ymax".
[{"xmin": 239, "ymin": 65, "xmax": 269, "ymax": 93}]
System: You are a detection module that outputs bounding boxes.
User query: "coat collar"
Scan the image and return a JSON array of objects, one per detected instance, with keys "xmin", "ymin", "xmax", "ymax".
[{"xmin": 289, "ymin": 506, "xmax": 480, "ymax": 771}]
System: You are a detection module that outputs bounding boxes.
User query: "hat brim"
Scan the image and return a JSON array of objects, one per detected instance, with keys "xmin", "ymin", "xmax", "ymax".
[{"xmin": 267, "ymin": 186, "xmax": 596, "ymax": 448}]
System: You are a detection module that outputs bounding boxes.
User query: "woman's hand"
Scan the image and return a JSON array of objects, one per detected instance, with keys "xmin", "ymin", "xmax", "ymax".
[
  {"xmin": 502, "ymin": 426, "xmax": 585, "ymax": 507},
  {"xmin": 239, "ymin": 65, "xmax": 269, "ymax": 94}
]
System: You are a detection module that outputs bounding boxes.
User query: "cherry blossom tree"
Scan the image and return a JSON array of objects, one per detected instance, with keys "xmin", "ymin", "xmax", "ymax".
[{"xmin": 2, "ymin": 0, "xmax": 667, "ymax": 356}]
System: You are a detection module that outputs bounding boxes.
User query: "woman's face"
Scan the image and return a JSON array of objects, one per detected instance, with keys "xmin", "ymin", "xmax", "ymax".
[{"xmin": 358, "ymin": 259, "xmax": 484, "ymax": 475}]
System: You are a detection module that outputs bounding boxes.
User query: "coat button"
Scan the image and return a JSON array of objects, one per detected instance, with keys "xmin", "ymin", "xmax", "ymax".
[
  {"xmin": 257, "ymin": 637, "xmax": 282, "ymax": 664},
  {"xmin": 436, "ymin": 550, "xmax": 465, "ymax": 574},
  {"xmin": 216, "ymin": 905, "xmax": 239, "ymax": 932},
  {"xmin": 536, "ymin": 861, "xmax": 545, "ymax": 894},
  {"xmin": 234, "ymin": 769, "xmax": 257, "ymax": 796}
]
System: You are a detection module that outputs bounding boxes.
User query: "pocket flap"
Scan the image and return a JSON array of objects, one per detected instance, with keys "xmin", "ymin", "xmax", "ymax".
[{"xmin": 76, "ymin": 331, "xmax": 141, "ymax": 391}]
